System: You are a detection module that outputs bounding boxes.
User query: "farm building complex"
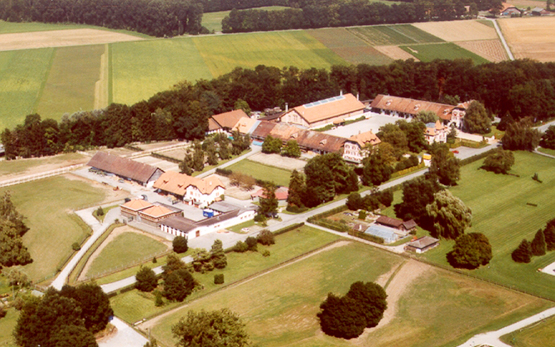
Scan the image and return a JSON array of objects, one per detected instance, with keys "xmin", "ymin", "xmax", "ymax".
[
  {"xmin": 153, "ymin": 171, "xmax": 225, "ymax": 208},
  {"xmin": 87, "ymin": 151, "xmax": 164, "ymax": 187}
]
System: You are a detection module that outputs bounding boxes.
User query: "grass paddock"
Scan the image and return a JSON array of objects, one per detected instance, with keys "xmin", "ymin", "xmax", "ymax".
[{"xmin": 226, "ymin": 159, "xmax": 292, "ymax": 187}]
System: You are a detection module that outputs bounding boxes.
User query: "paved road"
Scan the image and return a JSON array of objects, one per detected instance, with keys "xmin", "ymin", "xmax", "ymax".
[
  {"xmin": 98, "ymin": 317, "xmax": 148, "ymax": 347},
  {"xmin": 458, "ymin": 307, "xmax": 555, "ymax": 347},
  {"xmin": 489, "ymin": 18, "xmax": 514, "ymax": 61},
  {"xmin": 537, "ymin": 119, "xmax": 555, "ymax": 133},
  {"xmin": 51, "ymin": 206, "xmax": 122, "ymax": 290}
]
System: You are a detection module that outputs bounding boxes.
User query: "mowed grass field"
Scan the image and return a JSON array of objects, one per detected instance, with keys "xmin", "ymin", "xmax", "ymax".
[
  {"xmin": 111, "ymin": 226, "xmax": 341, "ymax": 323},
  {"xmin": 149, "ymin": 242, "xmax": 549, "ymax": 347},
  {"xmin": 226, "ymin": 159, "xmax": 292, "ymax": 186},
  {"xmin": 36, "ymin": 45, "xmax": 104, "ymax": 119},
  {"xmin": 202, "ymin": 6, "xmax": 290, "ymax": 32},
  {"xmin": 347, "ymin": 24, "xmax": 444, "ymax": 46},
  {"xmin": 0, "ymin": 152, "xmax": 87, "ymax": 176},
  {"xmin": 500, "ymin": 314, "xmax": 555, "ymax": 347},
  {"xmin": 0, "ymin": 308, "xmax": 19, "ymax": 346},
  {"xmin": 85, "ymin": 232, "xmax": 168, "ymax": 279},
  {"xmin": 0, "ymin": 176, "xmax": 106, "ymax": 281},
  {"xmin": 400, "ymin": 42, "xmax": 490, "ymax": 64},
  {"xmin": 0, "ymin": 48, "xmax": 54, "ymax": 130},
  {"xmin": 423, "ymin": 151, "xmax": 555, "ymax": 300}
]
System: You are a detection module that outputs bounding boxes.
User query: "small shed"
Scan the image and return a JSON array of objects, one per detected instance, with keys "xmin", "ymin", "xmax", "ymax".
[
  {"xmin": 405, "ymin": 236, "xmax": 439, "ymax": 254},
  {"xmin": 364, "ymin": 224, "xmax": 398, "ymax": 244}
]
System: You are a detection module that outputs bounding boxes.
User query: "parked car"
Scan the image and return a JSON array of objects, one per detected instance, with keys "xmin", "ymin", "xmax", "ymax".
[{"xmin": 141, "ymin": 194, "xmax": 148, "ymax": 201}]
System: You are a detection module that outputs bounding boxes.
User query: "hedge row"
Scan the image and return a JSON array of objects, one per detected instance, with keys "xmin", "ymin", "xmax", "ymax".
[
  {"xmin": 307, "ymin": 205, "xmax": 348, "ymax": 222},
  {"xmin": 348, "ymin": 230, "xmax": 385, "ymax": 244},
  {"xmin": 151, "ymin": 152, "xmax": 181, "ymax": 164},
  {"xmin": 390, "ymin": 162, "xmax": 426, "ymax": 179},
  {"xmin": 309, "ymin": 218, "xmax": 351, "ymax": 233},
  {"xmin": 124, "ymin": 144, "xmax": 143, "ymax": 152}
]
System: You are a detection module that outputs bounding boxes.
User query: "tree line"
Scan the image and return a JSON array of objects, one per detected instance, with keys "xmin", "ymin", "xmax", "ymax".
[
  {"xmin": 4, "ymin": 59, "xmax": 555, "ymax": 159},
  {"xmin": 0, "ymin": 0, "xmax": 203, "ymax": 37},
  {"xmin": 221, "ymin": 0, "xmax": 504, "ymax": 33}
]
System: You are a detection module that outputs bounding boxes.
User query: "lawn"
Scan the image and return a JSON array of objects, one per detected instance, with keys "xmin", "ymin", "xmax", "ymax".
[
  {"xmin": 500, "ymin": 314, "xmax": 555, "ymax": 347},
  {"xmin": 226, "ymin": 159, "xmax": 292, "ymax": 186},
  {"xmin": 538, "ymin": 147, "xmax": 555, "ymax": 156},
  {"xmin": 0, "ymin": 176, "xmax": 106, "ymax": 282},
  {"xmin": 202, "ymin": 6, "xmax": 290, "ymax": 32},
  {"xmin": 347, "ymin": 24, "xmax": 443, "ymax": 46},
  {"xmin": 0, "ymin": 308, "xmax": 19, "ymax": 346},
  {"xmin": 400, "ymin": 42, "xmax": 490, "ymax": 64},
  {"xmin": 191, "ymin": 30, "xmax": 347, "ymax": 77},
  {"xmin": 422, "ymin": 151, "xmax": 555, "ymax": 300},
  {"xmin": 149, "ymin": 242, "xmax": 549, "ymax": 347},
  {"xmin": 35, "ymin": 45, "xmax": 104, "ymax": 119},
  {"xmin": 110, "ymin": 39, "xmax": 213, "ymax": 105},
  {"xmin": 84, "ymin": 232, "xmax": 168, "ymax": 279},
  {"xmin": 111, "ymin": 225, "xmax": 341, "ymax": 323},
  {"xmin": 0, "ymin": 152, "xmax": 86, "ymax": 176},
  {"xmin": 307, "ymin": 28, "xmax": 393, "ymax": 65},
  {"xmin": 0, "ymin": 48, "xmax": 54, "ymax": 130}
]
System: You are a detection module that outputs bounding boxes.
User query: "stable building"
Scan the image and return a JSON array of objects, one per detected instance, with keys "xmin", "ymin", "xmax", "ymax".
[
  {"xmin": 120, "ymin": 199, "xmax": 153, "ymax": 219},
  {"xmin": 138, "ymin": 205, "xmax": 181, "ymax": 227},
  {"xmin": 280, "ymin": 93, "xmax": 365, "ymax": 129},
  {"xmin": 87, "ymin": 151, "xmax": 164, "ymax": 188},
  {"xmin": 404, "ymin": 236, "xmax": 439, "ymax": 254}
]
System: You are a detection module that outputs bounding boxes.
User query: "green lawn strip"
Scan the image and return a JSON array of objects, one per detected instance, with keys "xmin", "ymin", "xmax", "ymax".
[
  {"xmin": 0, "ymin": 176, "xmax": 106, "ymax": 282},
  {"xmin": 0, "ymin": 20, "xmax": 151, "ymax": 37},
  {"xmin": 0, "ymin": 308, "xmax": 19, "ymax": 346},
  {"xmin": 225, "ymin": 159, "xmax": 292, "ymax": 187},
  {"xmin": 192, "ymin": 30, "xmax": 347, "ymax": 78},
  {"xmin": 0, "ymin": 152, "xmax": 86, "ymax": 176},
  {"xmin": 111, "ymin": 225, "xmax": 341, "ymax": 323},
  {"xmin": 421, "ymin": 151, "xmax": 555, "ymax": 300},
  {"xmin": 500, "ymin": 314, "xmax": 555, "ymax": 347},
  {"xmin": 0, "ymin": 48, "xmax": 54, "ymax": 130},
  {"xmin": 36, "ymin": 45, "xmax": 104, "ymax": 120},
  {"xmin": 400, "ymin": 42, "xmax": 490, "ymax": 65},
  {"xmin": 84, "ymin": 232, "xmax": 169, "ymax": 279},
  {"xmin": 190, "ymin": 149, "xmax": 251, "ymax": 177},
  {"xmin": 68, "ymin": 223, "xmax": 122, "ymax": 285},
  {"xmin": 110, "ymin": 39, "xmax": 212, "ymax": 105},
  {"xmin": 150, "ymin": 242, "xmax": 549, "ymax": 347},
  {"xmin": 477, "ymin": 19, "xmax": 495, "ymax": 28},
  {"xmin": 537, "ymin": 147, "xmax": 555, "ymax": 156},
  {"xmin": 227, "ymin": 219, "xmax": 256, "ymax": 233},
  {"xmin": 347, "ymin": 25, "xmax": 419, "ymax": 45},
  {"xmin": 92, "ymin": 205, "xmax": 118, "ymax": 223},
  {"xmin": 108, "ymin": 44, "xmax": 113, "ymax": 105},
  {"xmin": 202, "ymin": 6, "xmax": 290, "ymax": 32}
]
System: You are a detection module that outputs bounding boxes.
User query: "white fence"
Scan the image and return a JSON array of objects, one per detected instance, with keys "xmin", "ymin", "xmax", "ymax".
[{"xmin": 0, "ymin": 164, "xmax": 85, "ymax": 188}]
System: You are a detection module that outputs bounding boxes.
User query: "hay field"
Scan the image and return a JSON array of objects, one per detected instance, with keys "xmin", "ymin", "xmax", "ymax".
[
  {"xmin": 149, "ymin": 242, "xmax": 549, "ymax": 347},
  {"xmin": 400, "ymin": 42, "xmax": 489, "ymax": 64},
  {"xmin": 347, "ymin": 24, "xmax": 444, "ymax": 46},
  {"xmin": 375, "ymin": 45, "xmax": 419, "ymax": 61},
  {"xmin": 0, "ymin": 48, "xmax": 54, "ymax": 130},
  {"xmin": 0, "ymin": 28, "xmax": 142, "ymax": 51},
  {"xmin": 456, "ymin": 39, "xmax": 508, "ymax": 62},
  {"xmin": 413, "ymin": 20, "xmax": 498, "ymax": 42},
  {"xmin": 110, "ymin": 39, "xmax": 212, "ymax": 105},
  {"xmin": 308, "ymin": 28, "xmax": 393, "ymax": 65},
  {"xmin": 424, "ymin": 151, "xmax": 555, "ymax": 300},
  {"xmin": 36, "ymin": 45, "xmax": 104, "ymax": 119},
  {"xmin": 499, "ymin": 17, "xmax": 555, "ymax": 62},
  {"xmin": 192, "ymin": 31, "xmax": 347, "ymax": 77}
]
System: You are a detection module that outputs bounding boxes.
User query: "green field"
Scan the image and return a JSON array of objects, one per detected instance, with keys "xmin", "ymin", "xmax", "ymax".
[
  {"xmin": 0, "ymin": 308, "xmax": 19, "ymax": 346},
  {"xmin": 36, "ymin": 45, "xmax": 104, "ymax": 119},
  {"xmin": 400, "ymin": 42, "xmax": 490, "ymax": 64},
  {"xmin": 347, "ymin": 24, "xmax": 444, "ymax": 46},
  {"xmin": 0, "ymin": 152, "xmax": 86, "ymax": 176},
  {"xmin": 202, "ymin": 6, "xmax": 291, "ymax": 32},
  {"xmin": 307, "ymin": 28, "xmax": 393, "ymax": 65},
  {"xmin": 110, "ymin": 39, "xmax": 212, "ymax": 105},
  {"xmin": 0, "ymin": 176, "xmax": 106, "ymax": 281},
  {"xmin": 85, "ymin": 232, "xmax": 168, "ymax": 279},
  {"xmin": 0, "ymin": 48, "xmax": 54, "ymax": 130},
  {"xmin": 501, "ymin": 314, "xmax": 555, "ymax": 347},
  {"xmin": 422, "ymin": 151, "xmax": 555, "ymax": 300},
  {"xmin": 111, "ymin": 225, "xmax": 341, "ymax": 323},
  {"xmin": 0, "ymin": 20, "xmax": 150, "ymax": 37},
  {"xmin": 226, "ymin": 159, "xmax": 292, "ymax": 186},
  {"xmin": 538, "ymin": 147, "xmax": 555, "ymax": 156},
  {"xmin": 150, "ymin": 242, "xmax": 549, "ymax": 347}
]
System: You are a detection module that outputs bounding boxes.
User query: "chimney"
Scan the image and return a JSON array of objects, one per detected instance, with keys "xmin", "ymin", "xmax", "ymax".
[
  {"xmin": 285, "ymin": 102, "xmax": 288, "ymax": 112},
  {"xmin": 357, "ymin": 92, "xmax": 359, "ymax": 101},
  {"xmin": 340, "ymin": 90, "xmax": 343, "ymax": 96}
]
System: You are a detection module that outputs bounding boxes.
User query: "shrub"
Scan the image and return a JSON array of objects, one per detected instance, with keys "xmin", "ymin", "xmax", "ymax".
[
  {"xmin": 257, "ymin": 229, "xmax": 275, "ymax": 246},
  {"xmin": 262, "ymin": 250, "xmax": 270, "ymax": 257},
  {"xmin": 358, "ymin": 211, "xmax": 367, "ymax": 220},
  {"xmin": 233, "ymin": 241, "xmax": 248, "ymax": 253},
  {"xmin": 135, "ymin": 266, "xmax": 158, "ymax": 292},
  {"xmin": 72, "ymin": 242, "xmax": 81, "ymax": 251},
  {"xmin": 96, "ymin": 206, "xmax": 104, "ymax": 216},
  {"xmin": 214, "ymin": 274, "xmax": 224, "ymax": 285},
  {"xmin": 152, "ymin": 256, "xmax": 157, "ymax": 264},
  {"xmin": 172, "ymin": 236, "xmax": 188, "ymax": 254},
  {"xmin": 154, "ymin": 290, "xmax": 164, "ymax": 307},
  {"xmin": 254, "ymin": 214, "xmax": 267, "ymax": 223},
  {"xmin": 245, "ymin": 236, "xmax": 258, "ymax": 251}
]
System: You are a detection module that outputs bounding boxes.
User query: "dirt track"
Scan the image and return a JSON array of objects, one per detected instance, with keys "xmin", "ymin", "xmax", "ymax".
[{"xmin": 0, "ymin": 28, "xmax": 142, "ymax": 51}]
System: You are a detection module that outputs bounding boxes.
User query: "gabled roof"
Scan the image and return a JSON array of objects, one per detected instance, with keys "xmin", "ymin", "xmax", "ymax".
[
  {"xmin": 208, "ymin": 118, "xmax": 222, "ymax": 132},
  {"xmin": 287, "ymin": 93, "xmax": 365, "ymax": 124},
  {"xmin": 402, "ymin": 219, "xmax": 417, "ymax": 230},
  {"xmin": 251, "ymin": 187, "xmax": 289, "ymax": 200},
  {"xmin": 153, "ymin": 171, "xmax": 225, "ymax": 196},
  {"xmin": 139, "ymin": 205, "xmax": 175, "ymax": 218},
  {"xmin": 251, "ymin": 120, "xmax": 277, "ymax": 139},
  {"xmin": 233, "ymin": 117, "xmax": 258, "ymax": 134},
  {"xmin": 121, "ymin": 199, "xmax": 153, "ymax": 211},
  {"xmin": 371, "ymin": 95, "xmax": 457, "ymax": 121},
  {"xmin": 87, "ymin": 152, "xmax": 162, "ymax": 183},
  {"xmin": 267, "ymin": 122, "xmax": 346, "ymax": 153},
  {"xmin": 348, "ymin": 131, "xmax": 381, "ymax": 148},
  {"xmin": 211, "ymin": 109, "xmax": 248, "ymax": 130},
  {"xmin": 376, "ymin": 215, "xmax": 404, "ymax": 228},
  {"xmin": 407, "ymin": 236, "xmax": 439, "ymax": 249}
]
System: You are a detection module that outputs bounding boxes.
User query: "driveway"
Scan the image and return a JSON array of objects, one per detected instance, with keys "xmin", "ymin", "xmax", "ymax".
[{"xmin": 98, "ymin": 317, "xmax": 148, "ymax": 347}]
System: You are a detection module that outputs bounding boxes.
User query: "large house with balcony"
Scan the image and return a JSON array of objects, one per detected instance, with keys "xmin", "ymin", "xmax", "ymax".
[
  {"xmin": 342, "ymin": 131, "xmax": 381, "ymax": 164},
  {"xmin": 153, "ymin": 171, "xmax": 225, "ymax": 208}
]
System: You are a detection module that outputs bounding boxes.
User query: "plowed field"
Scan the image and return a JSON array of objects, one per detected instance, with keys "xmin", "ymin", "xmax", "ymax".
[{"xmin": 456, "ymin": 39, "xmax": 508, "ymax": 62}]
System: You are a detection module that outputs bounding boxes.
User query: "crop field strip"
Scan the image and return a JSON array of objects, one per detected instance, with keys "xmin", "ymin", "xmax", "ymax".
[
  {"xmin": 346, "ymin": 24, "xmax": 444, "ymax": 46},
  {"xmin": 423, "ymin": 151, "xmax": 555, "ymax": 300},
  {"xmin": 412, "ymin": 20, "xmax": 499, "ymax": 42},
  {"xmin": 499, "ymin": 16, "xmax": 555, "ymax": 62},
  {"xmin": 455, "ymin": 39, "xmax": 508, "ymax": 63},
  {"xmin": 36, "ymin": 45, "xmax": 104, "ymax": 119},
  {"xmin": 399, "ymin": 42, "xmax": 490, "ymax": 64},
  {"xmin": 149, "ymin": 242, "xmax": 550, "ymax": 347}
]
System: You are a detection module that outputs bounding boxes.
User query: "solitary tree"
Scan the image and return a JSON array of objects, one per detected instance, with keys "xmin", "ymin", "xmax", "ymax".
[
  {"xmin": 512, "ymin": 239, "xmax": 533, "ymax": 263},
  {"xmin": 136, "ymin": 266, "xmax": 158, "ymax": 292},
  {"xmin": 172, "ymin": 309, "xmax": 251, "ymax": 347},
  {"xmin": 210, "ymin": 239, "xmax": 227, "ymax": 269},
  {"xmin": 426, "ymin": 190, "xmax": 472, "ymax": 239},
  {"xmin": 530, "ymin": 229, "xmax": 547, "ymax": 256},
  {"xmin": 447, "ymin": 232, "xmax": 493, "ymax": 269},
  {"xmin": 483, "ymin": 148, "xmax": 515, "ymax": 174},
  {"xmin": 173, "ymin": 236, "xmax": 188, "ymax": 253},
  {"xmin": 258, "ymin": 183, "xmax": 278, "ymax": 217}
]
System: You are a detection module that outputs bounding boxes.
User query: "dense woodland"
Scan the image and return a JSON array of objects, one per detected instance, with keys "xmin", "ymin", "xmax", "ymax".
[{"xmin": 3, "ymin": 59, "xmax": 555, "ymax": 159}]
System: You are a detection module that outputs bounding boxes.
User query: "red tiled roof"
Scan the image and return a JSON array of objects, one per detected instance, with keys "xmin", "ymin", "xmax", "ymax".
[
  {"xmin": 287, "ymin": 93, "xmax": 365, "ymax": 124},
  {"xmin": 121, "ymin": 199, "xmax": 153, "ymax": 211},
  {"xmin": 87, "ymin": 152, "xmax": 162, "ymax": 184},
  {"xmin": 211, "ymin": 109, "xmax": 248, "ymax": 129},
  {"xmin": 376, "ymin": 215, "xmax": 404, "ymax": 228},
  {"xmin": 154, "ymin": 171, "xmax": 225, "ymax": 196},
  {"xmin": 371, "ymin": 94, "xmax": 457, "ymax": 121}
]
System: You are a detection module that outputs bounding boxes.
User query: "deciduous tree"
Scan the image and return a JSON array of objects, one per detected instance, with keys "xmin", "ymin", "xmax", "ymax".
[
  {"xmin": 540, "ymin": 125, "xmax": 555, "ymax": 149},
  {"xmin": 463, "ymin": 101, "xmax": 491, "ymax": 134},
  {"xmin": 429, "ymin": 143, "xmax": 461, "ymax": 186},
  {"xmin": 447, "ymin": 232, "xmax": 493, "ymax": 269},
  {"xmin": 136, "ymin": 266, "xmax": 158, "ymax": 292},
  {"xmin": 483, "ymin": 148, "xmax": 515, "ymax": 174},
  {"xmin": 502, "ymin": 118, "xmax": 541, "ymax": 151},
  {"xmin": 283, "ymin": 139, "xmax": 301, "ymax": 158},
  {"xmin": 262, "ymin": 135, "xmax": 282, "ymax": 154},
  {"xmin": 210, "ymin": 239, "xmax": 227, "ymax": 269},
  {"xmin": 426, "ymin": 189, "xmax": 472, "ymax": 239}
]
